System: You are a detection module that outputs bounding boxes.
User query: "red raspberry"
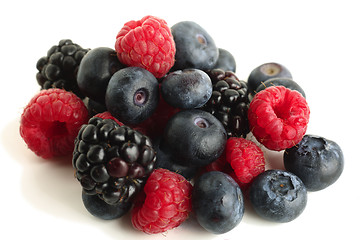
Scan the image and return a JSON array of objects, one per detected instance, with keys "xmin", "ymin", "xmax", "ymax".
[
  {"xmin": 115, "ymin": 15, "xmax": 176, "ymax": 78},
  {"xmin": 226, "ymin": 137, "xmax": 265, "ymax": 190},
  {"xmin": 248, "ymin": 86, "xmax": 310, "ymax": 151},
  {"xmin": 20, "ymin": 89, "xmax": 88, "ymax": 159},
  {"xmin": 93, "ymin": 111, "xmax": 124, "ymax": 126},
  {"xmin": 131, "ymin": 168, "xmax": 192, "ymax": 234}
]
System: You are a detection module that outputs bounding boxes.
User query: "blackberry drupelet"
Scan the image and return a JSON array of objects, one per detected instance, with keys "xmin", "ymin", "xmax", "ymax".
[
  {"xmin": 36, "ymin": 39, "xmax": 89, "ymax": 98},
  {"xmin": 73, "ymin": 117, "xmax": 157, "ymax": 205},
  {"xmin": 201, "ymin": 69, "xmax": 250, "ymax": 138}
]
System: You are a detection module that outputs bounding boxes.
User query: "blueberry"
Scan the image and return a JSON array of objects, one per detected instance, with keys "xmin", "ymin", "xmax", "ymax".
[
  {"xmin": 86, "ymin": 98, "xmax": 107, "ymax": 117},
  {"xmin": 284, "ymin": 135, "xmax": 344, "ymax": 191},
  {"xmin": 162, "ymin": 109, "xmax": 227, "ymax": 167},
  {"xmin": 247, "ymin": 62, "xmax": 292, "ymax": 95},
  {"xmin": 213, "ymin": 48, "xmax": 236, "ymax": 72},
  {"xmin": 255, "ymin": 77, "xmax": 306, "ymax": 98},
  {"xmin": 171, "ymin": 21, "xmax": 219, "ymax": 71},
  {"xmin": 81, "ymin": 191, "xmax": 131, "ymax": 220},
  {"xmin": 77, "ymin": 47, "xmax": 125, "ymax": 103},
  {"xmin": 161, "ymin": 69, "xmax": 212, "ymax": 109},
  {"xmin": 153, "ymin": 138, "xmax": 198, "ymax": 180},
  {"xmin": 105, "ymin": 67, "xmax": 159, "ymax": 125},
  {"xmin": 192, "ymin": 171, "xmax": 244, "ymax": 234},
  {"xmin": 249, "ymin": 169, "xmax": 307, "ymax": 223}
]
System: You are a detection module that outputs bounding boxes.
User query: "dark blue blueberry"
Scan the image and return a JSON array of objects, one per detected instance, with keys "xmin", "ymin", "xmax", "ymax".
[
  {"xmin": 192, "ymin": 171, "xmax": 244, "ymax": 234},
  {"xmin": 162, "ymin": 109, "xmax": 227, "ymax": 167},
  {"xmin": 284, "ymin": 134, "xmax": 344, "ymax": 191},
  {"xmin": 213, "ymin": 48, "xmax": 236, "ymax": 72},
  {"xmin": 161, "ymin": 69, "xmax": 212, "ymax": 109},
  {"xmin": 171, "ymin": 21, "xmax": 219, "ymax": 71},
  {"xmin": 249, "ymin": 169, "xmax": 307, "ymax": 223},
  {"xmin": 153, "ymin": 138, "xmax": 198, "ymax": 180},
  {"xmin": 255, "ymin": 77, "xmax": 306, "ymax": 98},
  {"xmin": 86, "ymin": 98, "xmax": 107, "ymax": 117},
  {"xmin": 81, "ymin": 191, "xmax": 131, "ymax": 220},
  {"xmin": 77, "ymin": 47, "xmax": 125, "ymax": 104},
  {"xmin": 105, "ymin": 67, "xmax": 159, "ymax": 125},
  {"xmin": 248, "ymin": 62, "xmax": 292, "ymax": 95}
]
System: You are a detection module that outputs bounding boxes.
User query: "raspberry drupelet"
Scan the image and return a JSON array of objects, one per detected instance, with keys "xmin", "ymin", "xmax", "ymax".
[
  {"xmin": 20, "ymin": 88, "xmax": 89, "ymax": 159},
  {"xmin": 131, "ymin": 168, "xmax": 192, "ymax": 234},
  {"xmin": 248, "ymin": 86, "xmax": 310, "ymax": 151},
  {"xmin": 115, "ymin": 15, "xmax": 176, "ymax": 78},
  {"xmin": 226, "ymin": 137, "xmax": 265, "ymax": 190}
]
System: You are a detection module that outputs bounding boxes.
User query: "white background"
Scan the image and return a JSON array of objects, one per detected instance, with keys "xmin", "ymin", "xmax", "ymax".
[{"xmin": 1, "ymin": 0, "xmax": 359, "ymax": 239}]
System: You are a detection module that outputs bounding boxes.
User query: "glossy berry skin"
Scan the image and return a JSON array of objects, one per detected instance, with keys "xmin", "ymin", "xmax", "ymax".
[
  {"xmin": 201, "ymin": 69, "xmax": 249, "ymax": 138},
  {"xmin": 161, "ymin": 69, "xmax": 212, "ymax": 109},
  {"xmin": 284, "ymin": 135, "xmax": 344, "ymax": 191},
  {"xmin": 153, "ymin": 138, "xmax": 199, "ymax": 180},
  {"xmin": 171, "ymin": 21, "xmax": 218, "ymax": 71},
  {"xmin": 77, "ymin": 47, "xmax": 125, "ymax": 104},
  {"xmin": 162, "ymin": 109, "xmax": 227, "ymax": 167},
  {"xmin": 213, "ymin": 48, "xmax": 236, "ymax": 72},
  {"xmin": 73, "ymin": 117, "xmax": 156, "ymax": 205},
  {"xmin": 82, "ymin": 191, "xmax": 131, "ymax": 220},
  {"xmin": 249, "ymin": 169, "xmax": 307, "ymax": 223},
  {"xmin": 105, "ymin": 67, "xmax": 159, "ymax": 125},
  {"xmin": 255, "ymin": 77, "xmax": 306, "ymax": 98},
  {"xmin": 192, "ymin": 171, "xmax": 244, "ymax": 234},
  {"xmin": 248, "ymin": 62, "xmax": 292, "ymax": 95},
  {"xmin": 36, "ymin": 39, "xmax": 89, "ymax": 99}
]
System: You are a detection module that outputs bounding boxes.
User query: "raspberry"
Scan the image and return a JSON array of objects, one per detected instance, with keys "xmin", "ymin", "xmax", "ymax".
[
  {"xmin": 115, "ymin": 15, "xmax": 176, "ymax": 78},
  {"xmin": 203, "ymin": 137, "xmax": 265, "ymax": 191},
  {"xmin": 93, "ymin": 111, "xmax": 124, "ymax": 126},
  {"xmin": 20, "ymin": 89, "xmax": 88, "ymax": 159},
  {"xmin": 226, "ymin": 137, "xmax": 265, "ymax": 190},
  {"xmin": 131, "ymin": 168, "xmax": 192, "ymax": 234},
  {"xmin": 248, "ymin": 86, "xmax": 310, "ymax": 151}
]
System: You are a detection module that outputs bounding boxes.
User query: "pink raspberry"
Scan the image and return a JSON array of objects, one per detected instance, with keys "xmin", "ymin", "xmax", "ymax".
[
  {"xmin": 131, "ymin": 168, "xmax": 192, "ymax": 234},
  {"xmin": 203, "ymin": 138, "xmax": 265, "ymax": 192},
  {"xmin": 248, "ymin": 86, "xmax": 310, "ymax": 151},
  {"xmin": 115, "ymin": 15, "xmax": 176, "ymax": 78},
  {"xmin": 226, "ymin": 137, "xmax": 265, "ymax": 190},
  {"xmin": 20, "ymin": 89, "xmax": 89, "ymax": 159}
]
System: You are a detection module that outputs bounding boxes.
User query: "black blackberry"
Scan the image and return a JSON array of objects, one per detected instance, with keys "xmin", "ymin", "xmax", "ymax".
[
  {"xmin": 201, "ymin": 69, "xmax": 250, "ymax": 138},
  {"xmin": 72, "ymin": 117, "xmax": 157, "ymax": 205},
  {"xmin": 36, "ymin": 39, "xmax": 89, "ymax": 98}
]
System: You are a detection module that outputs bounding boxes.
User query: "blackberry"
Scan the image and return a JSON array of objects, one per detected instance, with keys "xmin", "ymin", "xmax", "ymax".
[
  {"xmin": 36, "ymin": 39, "xmax": 89, "ymax": 98},
  {"xmin": 200, "ymin": 69, "xmax": 250, "ymax": 138},
  {"xmin": 72, "ymin": 117, "xmax": 157, "ymax": 205}
]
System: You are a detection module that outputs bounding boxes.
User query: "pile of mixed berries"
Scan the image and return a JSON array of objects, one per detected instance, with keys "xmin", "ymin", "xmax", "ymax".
[{"xmin": 20, "ymin": 15, "xmax": 344, "ymax": 234}]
